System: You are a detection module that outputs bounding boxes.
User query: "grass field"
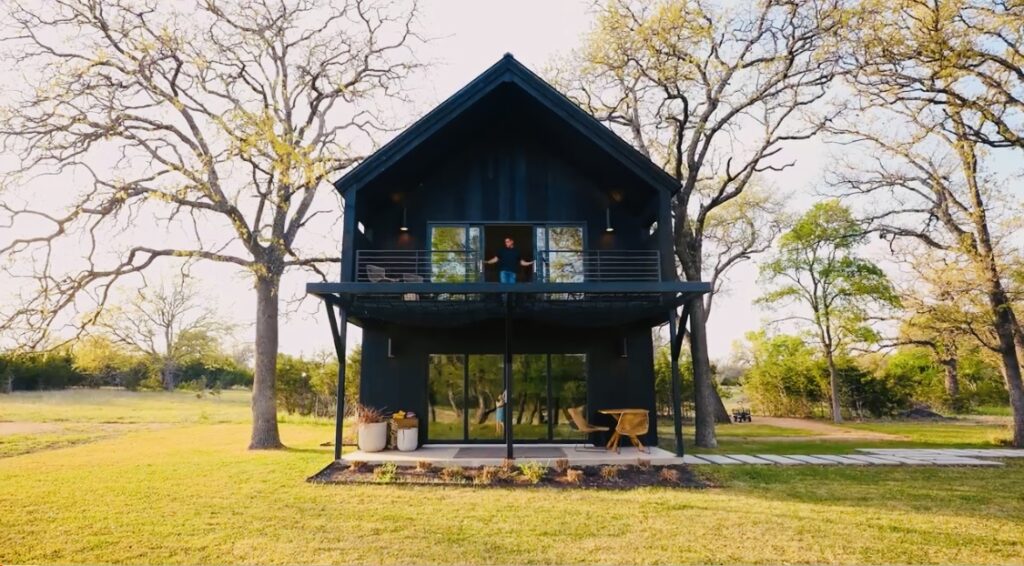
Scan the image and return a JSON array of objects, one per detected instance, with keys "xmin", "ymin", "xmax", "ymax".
[{"xmin": 1, "ymin": 389, "xmax": 1022, "ymax": 564}]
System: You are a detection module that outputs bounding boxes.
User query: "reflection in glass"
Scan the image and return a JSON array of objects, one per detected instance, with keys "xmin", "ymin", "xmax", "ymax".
[
  {"xmin": 551, "ymin": 354, "xmax": 587, "ymax": 440},
  {"xmin": 541, "ymin": 226, "xmax": 584, "ymax": 283},
  {"xmin": 430, "ymin": 225, "xmax": 480, "ymax": 283},
  {"xmin": 512, "ymin": 355, "xmax": 548, "ymax": 441},
  {"xmin": 467, "ymin": 354, "xmax": 504, "ymax": 440},
  {"xmin": 427, "ymin": 354, "xmax": 465, "ymax": 441},
  {"xmin": 427, "ymin": 353, "xmax": 587, "ymax": 443}
]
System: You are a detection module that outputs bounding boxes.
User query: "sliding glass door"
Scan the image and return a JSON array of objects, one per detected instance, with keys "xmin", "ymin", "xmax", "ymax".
[
  {"xmin": 536, "ymin": 225, "xmax": 584, "ymax": 283},
  {"xmin": 426, "ymin": 353, "xmax": 587, "ymax": 443},
  {"xmin": 429, "ymin": 225, "xmax": 481, "ymax": 282}
]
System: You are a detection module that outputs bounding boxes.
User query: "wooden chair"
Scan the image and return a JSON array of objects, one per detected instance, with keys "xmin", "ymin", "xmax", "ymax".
[
  {"xmin": 366, "ymin": 264, "xmax": 397, "ymax": 283},
  {"xmin": 609, "ymin": 412, "xmax": 650, "ymax": 454},
  {"xmin": 567, "ymin": 406, "xmax": 609, "ymax": 451}
]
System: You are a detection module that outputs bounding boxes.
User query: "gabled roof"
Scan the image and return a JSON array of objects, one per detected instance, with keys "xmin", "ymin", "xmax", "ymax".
[{"xmin": 333, "ymin": 54, "xmax": 679, "ymax": 196}]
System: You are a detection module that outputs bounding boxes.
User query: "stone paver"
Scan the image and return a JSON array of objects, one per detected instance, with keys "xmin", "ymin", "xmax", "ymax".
[
  {"xmin": 729, "ymin": 454, "xmax": 774, "ymax": 464},
  {"xmin": 785, "ymin": 454, "xmax": 837, "ymax": 465},
  {"xmin": 682, "ymin": 455, "xmax": 711, "ymax": 465},
  {"xmin": 700, "ymin": 454, "xmax": 744, "ymax": 465},
  {"xmin": 756, "ymin": 454, "xmax": 805, "ymax": 465},
  {"xmin": 813, "ymin": 454, "xmax": 871, "ymax": 465}
]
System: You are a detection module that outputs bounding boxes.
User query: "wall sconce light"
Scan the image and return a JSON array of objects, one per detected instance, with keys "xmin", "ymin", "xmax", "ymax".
[
  {"xmin": 605, "ymin": 207, "xmax": 614, "ymax": 233},
  {"xmin": 387, "ymin": 338, "xmax": 395, "ymax": 358},
  {"xmin": 619, "ymin": 336, "xmax": 628, "ymax": 358},
  {"xmin": 399, "ymin": 207, "xmax": 409, "ymax": 232}
]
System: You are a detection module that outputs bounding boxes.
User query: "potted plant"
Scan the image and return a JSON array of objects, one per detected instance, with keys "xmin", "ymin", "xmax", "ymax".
[{"xmin": 354, "ymin": 403, "xmax": 388, "ymax": 452}]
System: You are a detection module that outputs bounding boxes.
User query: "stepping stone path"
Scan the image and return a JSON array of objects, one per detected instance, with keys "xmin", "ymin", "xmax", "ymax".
[{"xmin": 682, "ymin": 448, "xmax": 1019, "ymax": 466}]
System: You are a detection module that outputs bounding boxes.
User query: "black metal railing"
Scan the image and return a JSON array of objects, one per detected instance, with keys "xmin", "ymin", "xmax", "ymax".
[{"xmin": 355, "ymin": 249, "xmax": 661, "ymax": 283}]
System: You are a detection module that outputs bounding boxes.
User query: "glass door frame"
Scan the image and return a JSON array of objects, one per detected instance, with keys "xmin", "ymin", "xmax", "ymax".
[{"xmin": 425, "ymin": 352, "xmax": 588, "ymax": 444}]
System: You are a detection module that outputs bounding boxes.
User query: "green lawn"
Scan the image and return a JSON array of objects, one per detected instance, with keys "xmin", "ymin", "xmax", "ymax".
[{"xmin": 1, "ymin": 390, "xmax": 1022, "ymax": 564}]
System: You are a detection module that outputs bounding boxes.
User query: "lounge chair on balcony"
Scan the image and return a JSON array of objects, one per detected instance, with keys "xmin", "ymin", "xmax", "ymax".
[
  {"xmin": 567, "ymin": 406, "xmax": 609, "ymax": 451},
  {"xmin": 366, "ymin": 264, "xmax": 398, "ymax": 283}
]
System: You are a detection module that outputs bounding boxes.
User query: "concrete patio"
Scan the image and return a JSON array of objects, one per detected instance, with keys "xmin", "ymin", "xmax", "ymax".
[
  {"xmin": 342, "ymin": 444, "xmax": 682, "ymax": 467},
  {"xmin": 340, "ymin": 446, "xmax": 1023, "ymax": 467}
]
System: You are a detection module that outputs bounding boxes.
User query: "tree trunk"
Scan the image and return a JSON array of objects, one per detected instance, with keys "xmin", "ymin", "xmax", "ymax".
[
  {"xmin": 672, "ymin": 306, "xmax": 731, "ymax": 424},
  {"xmin": 688, "ymin": 298, "xmax": 718, "ymax": 447},
  {"xmin": 249, "ymin": 275, "xmax": 284, "ymax": 450},
  {"xmin": 989, "ymin": 302, "xmax": 1024, "ymax": 448},
  {"xmin": 825, "ymin": 349, "xmax": 843, "ymax": 424},
  {"xmin": 711, "ymin": 388, "xmax": 731, "ymax": 423},
  {"xmin": 939, "ymin": 357, "xmax": 960, "ymax": 409}
]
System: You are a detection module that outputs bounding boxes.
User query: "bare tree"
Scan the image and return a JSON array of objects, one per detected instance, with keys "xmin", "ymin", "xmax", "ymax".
[
  {"xmin": 831, "ymin": 0, "xmax": 1024, "ymax": 446},
  {"xmin": 555, "ymin": 0, "xmax": 841, "ymax": 446},
  {"xmin": 0, "ymin": 0, "xmax": 421, "ymax": 448},
  {"xmin": 847, "ymin": 0, "xmax": 1024, "ymax": 150},
  {"xmin": 98, "ymin": 272, "xmax": 225, "ymax": 390}
]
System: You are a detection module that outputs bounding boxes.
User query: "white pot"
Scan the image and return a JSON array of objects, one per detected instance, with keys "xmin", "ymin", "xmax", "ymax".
[
  {"xmin": 357, "ymin": 422, "xmax": 388, "ymax": 452},
  {"xmin": 396, "ymin": 428, "xmax": 418, "ymax": 452}
]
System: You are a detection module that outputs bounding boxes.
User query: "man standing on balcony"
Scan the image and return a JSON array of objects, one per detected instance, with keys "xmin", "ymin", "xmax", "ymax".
[{"xmin": 486, "ymin": 237, "xmax": 534, "ymax": 283}]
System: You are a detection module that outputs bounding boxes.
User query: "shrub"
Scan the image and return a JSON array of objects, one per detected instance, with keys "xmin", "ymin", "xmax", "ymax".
[
  {"xmin": 439, "ymin": 466, "xmax": 465, "ymax": 483},
  {"xmin": 415, "ymin": 460, "xmax": 433, "ymax": 473},
  {"xmin": 659, "ymin": 467, "xmax": 681, "ymax": 484},
  {"xmin": 475, "ymin": 466, "xmax": 501, "ymax": 485},
  {"xmin": 636, "ymin": 458, "xmax": 651, "ymax": 470},
  {"xmin": 500, "ymin": 458, "xmax": 516, "ymax": 475},
  {"xmin": 600, "ymin": 465, "xmax": 621, "ymax": 481},
  {"xmin": 564, "ymin": 468, "xmax": 584, "ymax": 485},
  {"xmin": 373, "ymin": 462, "xmax": 398, "ymax": 484},
  {"xmin": 517, "ymin": 461, "xmax": 546, "ymax": 484},
  {"xmin": 347, "ymin": 460, "xmax": 367, "ymax": 473},
  {"xmin": 553, "ymin": 458, "xmax": 570, "ymax": 474}
]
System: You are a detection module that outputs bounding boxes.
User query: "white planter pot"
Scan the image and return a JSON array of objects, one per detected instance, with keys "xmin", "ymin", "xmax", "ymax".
[
  {"xmin": 396, "ymin": 428, "xmax": 418, "ymax": 452},
  {"xmin": 357, "ymin": 422, "xmax": 388, "ymax": 452}
]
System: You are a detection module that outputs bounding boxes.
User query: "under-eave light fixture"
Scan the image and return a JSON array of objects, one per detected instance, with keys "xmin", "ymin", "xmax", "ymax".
[
  {"xmin": 605, "ymin": 207, "xmax": 614, "ymax": 233},
  {"xmin": 400, "ymin": 207, "xmax": 409, "ymax": 232}
]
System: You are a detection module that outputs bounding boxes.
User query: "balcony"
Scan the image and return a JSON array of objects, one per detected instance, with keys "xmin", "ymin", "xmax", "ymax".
[
  {"xmin": 354, "ymin": 249, "xmax": 662, "ymax": 284},
  {"xmin": 307, "ymin": 249, "xmax": 707, "ymax": 328}
]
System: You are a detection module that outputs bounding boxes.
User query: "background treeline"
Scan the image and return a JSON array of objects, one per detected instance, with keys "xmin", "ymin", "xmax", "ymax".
[
  {"xmin": 0, "ymin": 335, "xmax": 252, "ymax": 392},
  {"xmin": 739, "ymin": 332, "xmax": 1007, "ymax": 419}
]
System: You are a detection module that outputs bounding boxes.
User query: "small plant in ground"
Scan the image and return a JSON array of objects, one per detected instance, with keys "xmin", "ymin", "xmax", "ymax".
[
  {"xmin": 347, "ymin": 461, "xmax": 366, "ymax": 473},
  {"xmin": 553, "ymin": 458, "xmax": 570, "ymax": 474},
  {"xmin": 517, "ymin": 461, "xmax": 546, "ymax": 484},
  {"xmin": 636, "ymin": 458, "xmax": 651, "ymax": 470},
  {"xmin": 500, "ymin": 458, "xmax": 516, "ymax": 475},
  {"xmin": 659, "ymin": 467, "xmax": 681, "ymax": 484},
  {"xmin": 600, "ymin": 465, "xmax": 621, "ymax": 481},
  {"xmin": 415, "ymin": 460, "xmax": 433, "ymax": 473},
  {"xmin": 475, "ymin": 466, "xmax": 501, "ymax": 485},
  {"xmin": 373, "ymin": 462, "xmax": 398, "ymax": 484},
  {"xmin": 439, "ymin": 465, "xmax": 465, "ymax": 483},
  {"xmin": 564, "ymin": 468, "xmax": 584, "ymax": 485}
]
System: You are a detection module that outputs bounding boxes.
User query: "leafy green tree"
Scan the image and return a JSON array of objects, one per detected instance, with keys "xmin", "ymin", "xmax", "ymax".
[
  {"xmin": 742, "ymin": 331, "xmax": 825, "ymax": 417},
  {"xmin": 759, "ymin": 201, "xmax": 899, "ymax": 422},
  {"xmin": 72, "ymin": 335, "xmax": 150, "ymax": 390}
]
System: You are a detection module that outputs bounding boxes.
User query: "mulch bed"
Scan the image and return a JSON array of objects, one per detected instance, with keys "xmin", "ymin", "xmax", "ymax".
[{"xmin": 307, "ymin": 461, "xmax": 709, "ymax": 489}]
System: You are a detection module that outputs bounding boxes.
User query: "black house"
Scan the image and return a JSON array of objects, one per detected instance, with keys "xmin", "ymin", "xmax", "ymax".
[{"xmin": 309, "ymin": 55, "xmax": 710, "ymax": 459}]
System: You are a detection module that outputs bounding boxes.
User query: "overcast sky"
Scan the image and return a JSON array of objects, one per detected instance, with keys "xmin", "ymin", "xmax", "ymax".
[
  {"xmin": 0, "ymin": 0, "xmax": 843, "ymax": 362},
  {"xmin": 274, "ymin": 0, "xmax": 829, "ymax": 361}
]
